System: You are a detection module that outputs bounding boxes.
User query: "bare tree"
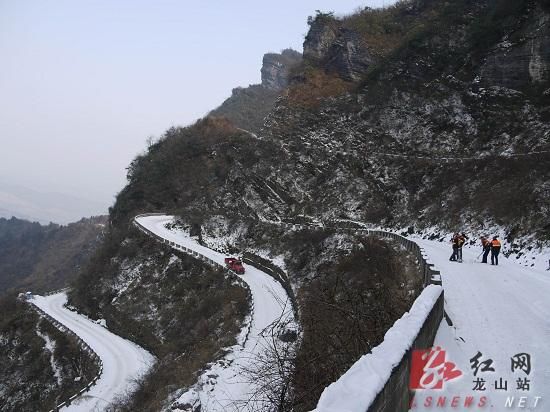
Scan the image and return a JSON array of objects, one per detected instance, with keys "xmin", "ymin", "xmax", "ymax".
[{"xmin": 239, "ymin": 293, "xmax": 298, "ymax": 412}]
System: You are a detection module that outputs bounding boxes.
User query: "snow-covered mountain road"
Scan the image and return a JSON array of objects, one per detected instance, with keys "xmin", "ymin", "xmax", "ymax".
[
  {"xmin": 32, "ymin": 292, "xmax": 155, "ymax": 412},
  {"xmin": 411, "ymin": 238, "xmax": 550, "ymax": 411},
  {"xmin": 135, "ymin": 214, "xmax": 296, "ymax": 411}
]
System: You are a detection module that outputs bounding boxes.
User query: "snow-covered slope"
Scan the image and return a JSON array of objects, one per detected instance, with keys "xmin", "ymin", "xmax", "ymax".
[
  {"xmin": 32, "ymin": 292, "xmax": 155, "ymax": 411},
  {"xmin": 411, "ymin": 238, "xmax": 550, "ymax": 411},
  {"xmin": 135, "ymin": 215, "xmax": 296, "ymax": 411}
]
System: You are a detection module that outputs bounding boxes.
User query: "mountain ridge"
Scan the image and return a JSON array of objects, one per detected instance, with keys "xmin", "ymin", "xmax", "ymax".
[{"xmin": 0, "ymin": 215, "xmax": 107, "ymax": 295}]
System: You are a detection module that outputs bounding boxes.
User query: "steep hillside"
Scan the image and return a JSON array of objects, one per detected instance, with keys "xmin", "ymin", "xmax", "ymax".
[
  {"xmin": 0, "ymin": 216, "xmax": 106, "ymax": 295},
  {"xmin": 0, "ymin": 294, "xmax": 98, "ymax": 412},
  {"xmin": 68, "ymin": 221, "xmax": 249, "ymax": 411},
  {"xmin": 107, "ymin": 0, "xmax": 550, "ymax": 244},
  {"xmin": 268, "ymin": 0, "xmax": 550, "ymax": 239}
]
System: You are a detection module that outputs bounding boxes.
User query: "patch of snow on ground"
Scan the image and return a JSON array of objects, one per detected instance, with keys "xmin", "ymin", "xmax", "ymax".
[
  {"xmin": 95, "ymin": 319, "xmax": 107, "ymax": 328},
  {"xmin": 111, "ymin": 262, "xmax": 144, "ymax": 303},
  {"xmin": 36, "ymin": 328, "xmax": 63, "ymax": 385},
  {"xmin": 252, "ymin": 249, "xmax": 288, "ymax": 272}
]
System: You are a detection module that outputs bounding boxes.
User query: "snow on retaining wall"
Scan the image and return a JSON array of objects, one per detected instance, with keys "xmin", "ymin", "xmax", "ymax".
[{"xmin": 314, "ymin": 285, "xmax": 443, "ymax": 412}]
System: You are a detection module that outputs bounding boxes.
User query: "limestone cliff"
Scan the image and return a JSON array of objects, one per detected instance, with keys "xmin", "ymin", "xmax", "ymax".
[
  {"xmin": 303, "ymin": 16, "xmax": 372, "ymax": 81},
  {"xmin": 261, "ymin": 49, "xmax": 302, "ymax": 90},
  {"xmin": 209, "ymin": 49, "xmax": 301, "ymax": 132},
  {"xmin": 480, "ymin": 5, "xmax": 550, "ymax": 88}
]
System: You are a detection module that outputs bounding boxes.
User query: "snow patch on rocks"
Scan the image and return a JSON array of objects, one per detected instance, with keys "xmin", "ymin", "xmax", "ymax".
[{"xmin": 36, "ymin": 328, "xmax": 62, "ymax": 385}]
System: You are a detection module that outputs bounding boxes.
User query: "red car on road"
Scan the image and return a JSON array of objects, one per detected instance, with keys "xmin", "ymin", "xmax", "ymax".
[{"xmin": 224, "ymin": 257, "xmax": 245, "ymax": 274}]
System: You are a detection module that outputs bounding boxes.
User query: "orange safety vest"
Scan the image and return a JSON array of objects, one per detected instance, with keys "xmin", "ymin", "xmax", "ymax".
[
  {"xmin": 481, "ymin": 238, "xmax": 490, "ymax": 247},
  {"xmin": 491, "ymin": 239, "xmax": 501, "ymax": 247}
]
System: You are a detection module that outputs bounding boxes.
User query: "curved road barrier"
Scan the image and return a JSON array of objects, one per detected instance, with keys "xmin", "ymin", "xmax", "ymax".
[
  {"xmin": 27, "ymin": 300, "xmax": 103, "ymax": 412},
  {"xmin": 30, "ymin": 292, "xmax": 154, "ymax": 412}
]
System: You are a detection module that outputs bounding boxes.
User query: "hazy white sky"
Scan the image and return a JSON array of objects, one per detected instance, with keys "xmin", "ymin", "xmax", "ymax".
[{"xmin": 0, "ymin": 0, "xmax": 392, "ymax": 213}]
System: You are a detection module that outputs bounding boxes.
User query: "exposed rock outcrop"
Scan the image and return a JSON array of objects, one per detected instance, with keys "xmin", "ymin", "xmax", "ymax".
[
  {"xmin": 210, "ymin": 49, "xmax": 301, "ymax": 132},
  {"xmin": 303, "ymin": 18, "xmax": 338, "ymax": 61},
  {"xmin": 261, "ymin": 49, "xmax": 302, "ymax": 90},
  {"xmin": 303, "ymin": 17, "xmax": 373, "ymax": 81},
  {"xmin": 480, "ymin": 7, "xmax": 550, "ymax": 89},
  {"xmin": 326, "ymin": 28, "xmax": 373, "ymax": 82}
]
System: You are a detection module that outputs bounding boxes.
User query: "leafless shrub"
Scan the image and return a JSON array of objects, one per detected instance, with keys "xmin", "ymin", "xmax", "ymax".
[{"xmin": 239, "ymin": 294, "xmax": 297, "ymax": 412}]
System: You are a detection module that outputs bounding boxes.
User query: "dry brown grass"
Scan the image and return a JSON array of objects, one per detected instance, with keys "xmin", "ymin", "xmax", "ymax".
[
  {"xmin": 192, "ymin": 116, "xmax": 240, "ymax": 138},
  {"xmin": 285, "ymin": 68, "xmax": 353, "ymax": 108}
]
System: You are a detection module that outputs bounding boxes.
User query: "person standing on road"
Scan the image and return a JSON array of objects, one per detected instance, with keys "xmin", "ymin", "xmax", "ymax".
[
  {"xmin": 450, "ymin": 233, "xmax": 459, "ymax": 262},
  {"xmin": 480, "ymin": 236, "xmax": 491, "ymax": 263},
  {"xmin": 457, "ymin": 232, "xmax": 469, "ymax": 263},
  {"xmin": 491, "ymin": 236, "xmax": 501, "ymax": 265}
]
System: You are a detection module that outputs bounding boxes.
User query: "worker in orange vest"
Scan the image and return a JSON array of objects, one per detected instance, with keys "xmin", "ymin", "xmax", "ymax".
[
  {"xmin": 456, "ymin": 232, "xmax": 469, "ymax": 263},
  {"xmin": 480, "ymin": 236, "xmax": 491, "ymax": 263},
  {"xmin": 490, "ymin": 236, "xmax": 501, "ymax": 265}
]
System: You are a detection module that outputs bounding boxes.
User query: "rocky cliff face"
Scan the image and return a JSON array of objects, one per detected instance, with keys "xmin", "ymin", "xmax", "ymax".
[
  {"xmin": 261, "ymin": 49, "xmax": 302, "ymax": 90},
  {"xmin": 303, "ymin": 18, "xmax": 338, "ymax": 61},
  {"xmin": 210, "ymin": 49, "xmax": 301, "ymax": 132},
  {"xmin": 303, "ymin": 16, "xmax": 372, "ymax": 81},
  {"xmin": 480, "ymin": 6, "xmax": 550, "ymax": 89},
  {"xmin": 101, "ymin": 1, "xmax": 550, "ymax": 247}
]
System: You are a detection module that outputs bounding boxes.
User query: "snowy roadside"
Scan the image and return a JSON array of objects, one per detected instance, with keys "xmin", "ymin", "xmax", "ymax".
[
  {"xmin": 250, "ymin": 218, "xmax": 550, "ymax": 411},
  {"xmin": 410, "ymin": 237, "xmax": 550, "ymax": 412},
  {"xmin": 32, "ymin": 292, "xmax": 155, "ymax": 412},
  {"xmin": 408, "ymin": 225, "xmax": 550, "ymax": 270},
  {"xmin": 135, "ymin": 215, "xmax": 297, "ymax": 412}
]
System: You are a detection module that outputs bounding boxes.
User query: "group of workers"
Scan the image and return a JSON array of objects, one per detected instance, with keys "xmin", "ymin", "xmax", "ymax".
[{"xmin": 449, "ymin": 232, "xmax": 502, "ymax": 265}]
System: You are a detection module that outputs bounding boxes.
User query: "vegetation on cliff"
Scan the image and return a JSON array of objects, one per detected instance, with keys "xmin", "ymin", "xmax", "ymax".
[{"xmin": 0, "ymin": 295, "xmax": 98, "ymax": 412}]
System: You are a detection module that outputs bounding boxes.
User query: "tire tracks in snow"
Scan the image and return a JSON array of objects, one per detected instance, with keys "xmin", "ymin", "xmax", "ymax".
[{"xmin": 32, "ymin": 293, "xmax": 154, "ymax": 411}]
